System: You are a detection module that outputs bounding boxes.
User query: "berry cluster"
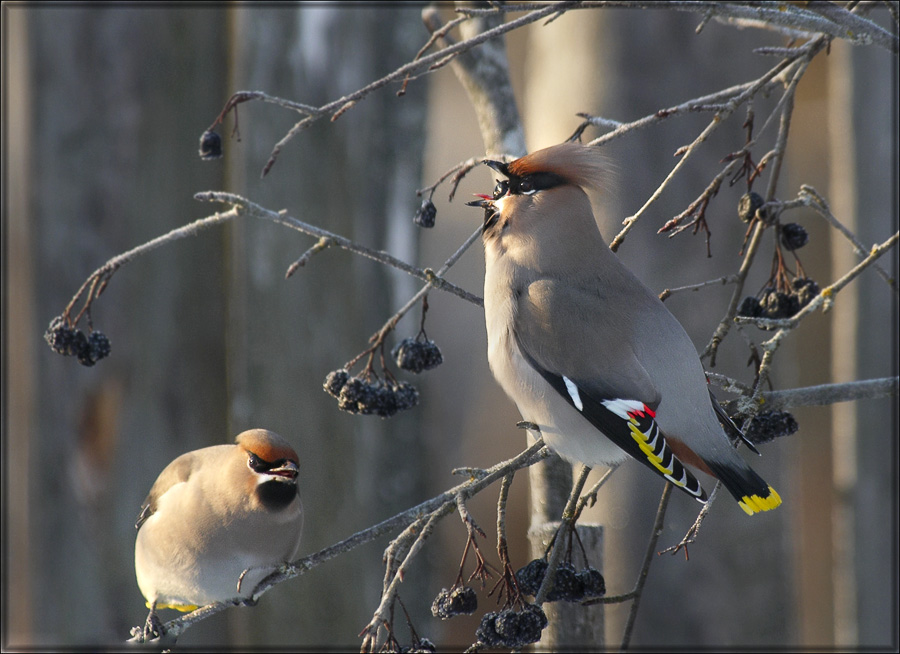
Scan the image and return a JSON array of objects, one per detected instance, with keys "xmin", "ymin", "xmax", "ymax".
[
  {"xmin": 515, "ymin": 559, "xmax": 605, "ymax": 602},
  {"xmin": 476, "ymin": 604, "xmax": 548, "ymax": 649},
  {"xmin": 198, "ymin": 130, "xmax": 223, "ymax": 160},
  {"xmin": 323, "ymin": 369, "xmax": 418, "ymax": 417},
  {"xmin": 414, "ymin": 200, "xmax": 437, "ymax": 229},
  {"xmin": 743, "ymin": 410, "xmax": 799, "ymax": 445},
  {"xmin": 392, "ymin": 637, "xmax": 436, "ymax": 653},
  {"xmin": 431, "ymin": 585, "xmax": 477, "ymax": 619},
  {"xmin": 737, "ymin": 277, "xmax": 820, "ymax": 323},
  {"xmin": 393, "ymin": 338, "xmax": 443, "ymax": 374},
  {"xmin": 44, "ymin": 317, "xmax": 111, "ymax": 367}
]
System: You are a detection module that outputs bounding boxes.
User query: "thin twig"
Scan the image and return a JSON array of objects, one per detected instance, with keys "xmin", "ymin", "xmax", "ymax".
[
  {"xmin": 285, "ymin": 236, "xmax": 334, "ymax": 279},
  {"xmin": 658, "ymin": 275, "xmax": 740, "ymax": 301},
  {"xmin": 798, "ymin": 185, "xmax": 898, "ymax": 293},
  {"xmin": 620, "ymin": 483, "xmax": 673, "ymax": 649}
]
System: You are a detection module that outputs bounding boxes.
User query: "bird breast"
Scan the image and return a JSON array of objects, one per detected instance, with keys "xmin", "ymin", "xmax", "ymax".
[{"xmin": 483, "ymin": 253, "xmax": 627, "ymax": 467}]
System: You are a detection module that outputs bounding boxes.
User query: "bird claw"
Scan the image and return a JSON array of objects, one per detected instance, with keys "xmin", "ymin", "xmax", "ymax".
[{"xmin": 127, "ymin": 610, "xmax": 176, "ymax": 646}]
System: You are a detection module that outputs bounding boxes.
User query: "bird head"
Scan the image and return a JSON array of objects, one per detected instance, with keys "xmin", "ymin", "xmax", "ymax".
[
  {"xmin": 235, "ymin": 429, "xmax": 300, "ymax": 510},
  {"xmin": 469, "ymin": 143, "xmax": 608, "ymax": 266}
]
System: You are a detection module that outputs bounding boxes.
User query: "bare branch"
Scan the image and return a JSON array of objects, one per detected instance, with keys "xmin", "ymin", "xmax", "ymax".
[
  {"xmin": 725, "ymin": 377, "xmax": 899, "ymax": 416},
  {"xmin": 798, "ymin": 185, "xmax": 898, "ymax": 293},
  {"xmin": 195, "ymin": 191, "xmax": 483, "ymax": 307}
]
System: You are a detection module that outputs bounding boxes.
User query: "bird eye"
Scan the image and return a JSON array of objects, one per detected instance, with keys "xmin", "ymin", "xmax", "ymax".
[
  {"xmin": 492, "ymin": 180, "xmax": 508, "ymax": 200},
  {"xmin": 247, "ymin": 453, "xmax": 267, "ymax": 472},
  {"xmin": 519, "ymin": 177, "xmax": 535, "ymax": 195}
]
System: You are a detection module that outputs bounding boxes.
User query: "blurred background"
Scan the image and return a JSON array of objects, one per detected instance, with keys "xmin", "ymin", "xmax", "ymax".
[{"xmin": 3, "ymin": 3, "xmax": 897, "ymax": 650}]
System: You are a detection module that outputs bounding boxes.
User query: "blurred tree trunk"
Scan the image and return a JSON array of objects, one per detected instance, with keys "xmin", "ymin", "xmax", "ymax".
[
  {"xmin": 6, "ymin": 6, "xmax": 230, "ymax": 645},
  {"xmin": 826, "ymin": 39, "xmax": 897, "ymax": 649}
]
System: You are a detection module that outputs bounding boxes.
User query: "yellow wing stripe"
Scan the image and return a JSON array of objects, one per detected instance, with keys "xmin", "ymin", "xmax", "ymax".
[
  {"xmin": 737, "ymin": 486, "xmax": 783, "ymax": 515},
  {"xmin": 628, "ymin": 420, "xmax": 675, "ymax": 476}
]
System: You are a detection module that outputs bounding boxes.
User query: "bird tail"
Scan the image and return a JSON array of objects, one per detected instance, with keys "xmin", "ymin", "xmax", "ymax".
[{"xmin": 704, "ymin": 459, "xmax": 781, "ymax": 515}]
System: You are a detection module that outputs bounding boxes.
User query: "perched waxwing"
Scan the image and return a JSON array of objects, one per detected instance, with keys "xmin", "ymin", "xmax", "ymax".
[
  {"xmin": 469, "ymin": 142, "xmax": 781, "ymax": 515},
  {"xmin": 134, "ymin": 428, "xmax": 303, "ymax": 636}
]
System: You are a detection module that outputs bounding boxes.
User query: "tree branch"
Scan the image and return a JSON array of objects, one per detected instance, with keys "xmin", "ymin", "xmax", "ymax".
[{"xmin": 194, "ymin": 191, "xmax": 483, "ymax": 307}]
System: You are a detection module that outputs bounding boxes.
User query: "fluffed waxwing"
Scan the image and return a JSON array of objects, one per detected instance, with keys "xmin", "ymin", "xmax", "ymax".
[
  {"xmin": 134, "ymin": 428, "xmax": 303, "ymax": 635},
  {"xmin": 469, "ymin": 142, "xmax": 781, "ymax": 515}
]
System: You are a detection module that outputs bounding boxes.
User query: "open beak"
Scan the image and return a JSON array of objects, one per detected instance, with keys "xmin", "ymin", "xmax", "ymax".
[
  {"xmin": 466, "ymin": 194, "xmax": 494, "ymax": 209},
  {"xmin": 268, "ymin": 460, "xmax": 299, "ymax": 481}
]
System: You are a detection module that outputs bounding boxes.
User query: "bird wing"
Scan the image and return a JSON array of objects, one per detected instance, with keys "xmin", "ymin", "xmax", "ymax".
[
  {"xmin": 135, "ymin": 452, "xmax": 197, "ymax": 530},
  {"xmin": 514, "ymin": 279, "xmax": 708, "ymax": 502}
]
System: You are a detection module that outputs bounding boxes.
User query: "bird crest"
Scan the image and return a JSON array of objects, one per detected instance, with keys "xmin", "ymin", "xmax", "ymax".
[
  {"xmin": 236, "ymin": 429, "xmax": 299, "ymax": 465},
  {"xmin": 505, "ymin": 142, "xmax": 607, "ymax": 193}
]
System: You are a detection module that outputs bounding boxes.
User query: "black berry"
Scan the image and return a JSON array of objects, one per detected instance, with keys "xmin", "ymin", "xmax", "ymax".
[
  {"xmin": 414, "ymin": 200, "xmax": 437, "ymax": 228},
  {"xmin": 431, "ymin": 585, "xmax": 477, "ymax": 619},
  {"xmin": 407, "ymin": 637, "xmax": 436, "ymax": 653},
  {"xmin": 738, "ymin": 192, "xmax": 764, "ymax": 223},
  {"xmin": 337, "ymin": 376, "xmax": 369, "ymax": 414},
  {"xmin": 393, "ymin": 338, "xmax": 443, "ymax": 373},
  {"xmin": 198, "ymin": 130, "xmax": 222, "ymax": 160},
  {"xmin": 393, "ymin": 381, "xmax": 419, "ymax": 412},
  {"xmin": 492, "ymin": 605, "xmax": 547, "ymax": 648},
  {"xmin": 335, "ymin": 376, "xmax": 418, "ymax": 417},
  {"xmin": 760, "ymin": 288, "xmax": 799, "ymax": 321},
  {"xmin": 577, "ymin": 567, "xmax": 606, "ymax": 599},
  {"xmin": 793, "ymin": 277, "xmax": 820, "ymax": 309},
  {"xmin": 475, "ymin": 611, "xmax": 503, "ymax": 647},
  {"xmin": 546, "ymin": 562, "xmax": 582, "ymax": 602},
  {"xmin": 780, "ymin": 223, "xmax": 809, "ymax": 251},
  {"xmin": 513, "ymin": 604, "xmax": 548, "ymax": 646},
  {"xmin": 737, "ymin": 296, "xmax": 762, "ymax": 318},
  {"xmin": 323, "ymin": 369, "xmax": 350, "ymax": 398},
  {"xmin": 743, "ymin": 410, "xmax": 799, "ymax": 445},
  {"xmin": 44, "ymin": 317, "xmax": 83, "ymax": 357},
  {"xmin": 515, "ymin": 558, "xmax": 548, "ymax": 596},
  {"xmin": 77, "ymin": 330, "xmax": 111, "ymax": 366}
]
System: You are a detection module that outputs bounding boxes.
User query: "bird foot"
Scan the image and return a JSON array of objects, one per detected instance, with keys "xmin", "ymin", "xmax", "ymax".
[{"xmin": 127, "ymin": 609, "xmax": 176, "ymax": 646}]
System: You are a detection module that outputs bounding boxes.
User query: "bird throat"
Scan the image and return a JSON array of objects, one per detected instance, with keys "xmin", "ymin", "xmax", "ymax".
[{"xmin": 256, "ymin": 480, "xmax": 298, "ymax": 511}]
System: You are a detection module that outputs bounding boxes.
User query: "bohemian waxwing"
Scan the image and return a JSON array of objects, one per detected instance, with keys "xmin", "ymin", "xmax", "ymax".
[
  {"xmin": 134, "ymin": 428, "xmax": 303, "ymax": 635},
  {"xmin": 470, "ymin": 142, "xmax": 781, "ymax": 515}
]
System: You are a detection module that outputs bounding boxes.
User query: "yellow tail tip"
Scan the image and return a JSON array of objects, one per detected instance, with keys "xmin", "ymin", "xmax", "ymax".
[{"xmin": 738, "ymin": 486, "xmax": 782, "ymax": 515}]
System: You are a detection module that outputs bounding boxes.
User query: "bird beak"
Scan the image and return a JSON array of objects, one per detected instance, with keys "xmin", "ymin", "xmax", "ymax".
[
  {"xmin": 483, "ymin": 159, "xmax": 510, "ymax": 177},
  {"xmin": 468, "ymin": 194, "xmax": 500, "ymax": 233},
  {"xmin": 466, "ymin": 194, "xmax": 494, "ymax": 209},
  {"xmin": 267, "ymin": 460, "xmax": 299, "ymax": 481}
]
